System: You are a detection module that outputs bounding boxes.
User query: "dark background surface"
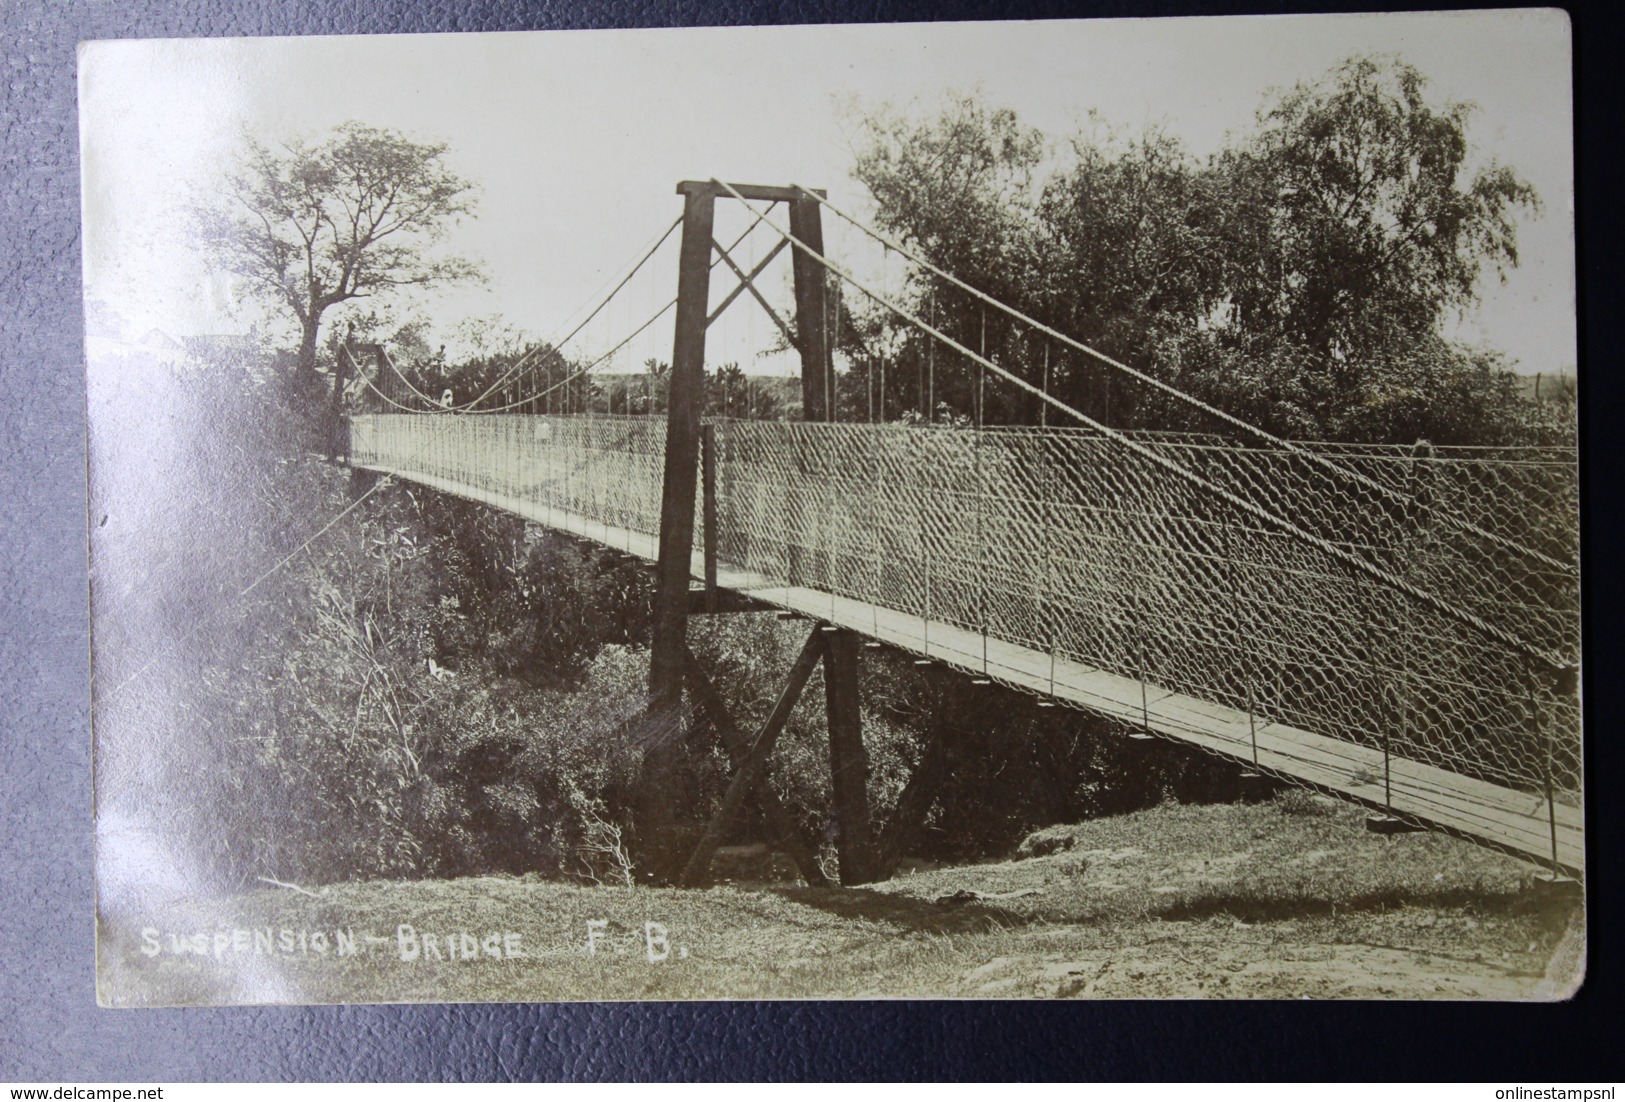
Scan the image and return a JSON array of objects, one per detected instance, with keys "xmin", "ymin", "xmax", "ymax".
[{"xmin": 1, "ymin": 0, "xmax": 1618, "ymax": 1082}]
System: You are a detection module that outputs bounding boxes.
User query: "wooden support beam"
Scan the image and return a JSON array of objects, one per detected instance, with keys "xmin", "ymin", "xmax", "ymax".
[
  {"xmin": 369, "ymin": 345, "xmax": 392, "ymax": 407},
  {"xmin": 348, "ymin": 465, "xmax": 380, "ymax": 504},
  {"xmin": 708, "ymin": 236, "xmax": 796, "ymax": 347},
  {"xmin": 706, "ymin": 236, "xmax": 790, "ymax": 330},
  {"xmin": 701, "ymin": 422, "xmax": 718, "ymax": 610},
  {"xmin": 640, "ymin": 185, "xmax": 718, "ymax": 884},
  {"xmin": 788, "ymin": 197, "xmax": 832, "ymax": 421},
  {"xmin": 680, "ymin": 626, "xmax": 827, "ymax": 888},
  {"xmin": 784, "ymin": 191, "xmax": 830, "ymax": 601},
  {"xmin": 678, "ymin": 181, "xmax": 827, "ymax": 203},
  {"xmin": 823, "ymin": 628, "xmax": 875, "ymax": 885},
  {"xmin": 650, "ymin": 185, "xmax": 716, "ymax": 703},
  {"xmin": 686, "ymin": 586, "xmax": 774, "ymax": 616},
  {"xmin": 331, "ymin": 344, "xmax": 355, "ymax": 462},
  {"xmin": 873, "ymin": 729, "xmax": 948, "ymax": 881},
  {"xmin": 683, "ymin": 648, "xmax": 830, "ymax": 888}
]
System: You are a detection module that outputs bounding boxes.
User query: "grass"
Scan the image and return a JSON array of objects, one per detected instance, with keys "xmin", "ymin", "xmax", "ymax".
[{"xmin": 97, "ymin": 794, "xmax": 1583, "ymax": 1006}]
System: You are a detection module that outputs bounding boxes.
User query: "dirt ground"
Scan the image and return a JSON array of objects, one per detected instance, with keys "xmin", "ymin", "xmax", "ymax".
[
  {"xmin": 97, "ymin": 796, "xmax": 1585, "ymax": 1005},
  {"xmin": 863, "ymin": 798, "xmax": 1585, "ymax": 999},
  {"xmin": 935, "ymin": 911, "xmax": 1581, "ymax": 1000}
]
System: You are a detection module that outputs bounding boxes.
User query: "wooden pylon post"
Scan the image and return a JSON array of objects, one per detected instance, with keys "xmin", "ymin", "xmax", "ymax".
[
  {"xmin": 789, "ymin": 195, "xmax": 833, "ymax": 419},
  {"xmin": 331, "ymin": 343, "xmax": 354, "ymax": 463},
  {"xmin": 649, "ymin": 181, "xmax": 830, "ymax": 698},
  {"xmin": 823, "ymin": 627, "xmax": 875, "ymax": 884},
  {"xmin": 647, "ymin": 181, "xmax": 850, "ymax": 886},
  {"xmin": 681, "ymin": 626, "xmax": 828, "ymax": 888},
  {"xmin": 787, "ymin": 193, "xmax": 879, "ymax": 885},
  {"xmin": 650, "ymin": 182, "xmax": 718, "ymax": 703},
  {"xmin": 683, "ymin": 648, "xmax": 829, "ymax": 887},
  {"xmin": 640, "ymin": 181, "xmax": 718, "ymax": 882}
]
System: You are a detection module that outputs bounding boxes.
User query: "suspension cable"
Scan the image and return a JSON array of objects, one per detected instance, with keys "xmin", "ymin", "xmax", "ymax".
[
  {"xmin": 457, "ymin": 213, "xmax": 781, "ymax": 415},
  {"xmin": 358, "ymin": 209, "xmax": 780, "ymax": 419},
  {"xmin": 454, "ymin": 213, "xmax": 685, "ymax": 411},
  {"xmin": 712, "ymin": 178, "xmax": 1570, "ymax": 676},
  {"xmin": 377, "ymin": 345, "xmax": 446, "ymax": 410},
  {"xmin": 465, "ymin": 299, "xmax": 677, "ymax": 414},
  {"xmin": 794, "ymin": 185, "xmax": 1573, "ymax": 576},
  {"xmin": 359, "ymin": 375, "xmax": 429, "ymax": 414},
  {"xmin": 346, "ymin": 214, "xmax": 684, "ymax": 417}
]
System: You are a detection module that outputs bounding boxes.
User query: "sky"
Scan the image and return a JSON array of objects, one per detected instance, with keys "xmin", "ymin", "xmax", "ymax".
[{"xmin": 78, "ymin": 10, "xmax": 1576, "ymax": 378}]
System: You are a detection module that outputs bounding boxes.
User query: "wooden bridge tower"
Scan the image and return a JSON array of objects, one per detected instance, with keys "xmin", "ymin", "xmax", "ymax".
[{"xmin": 639, "ymin": 180, "xmax": 875, "ymax": 887}]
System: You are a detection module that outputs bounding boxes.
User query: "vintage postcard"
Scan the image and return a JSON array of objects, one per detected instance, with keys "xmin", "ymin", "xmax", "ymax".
[{"xmin": 83, "ymin": 12, "xmax": 1582, "ymax": 1007}]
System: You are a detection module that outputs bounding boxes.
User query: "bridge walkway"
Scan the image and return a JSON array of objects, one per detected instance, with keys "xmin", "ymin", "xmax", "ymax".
[{"xmin": 354, "ymin": 455, "xmax": 1583, "ymax": 873}]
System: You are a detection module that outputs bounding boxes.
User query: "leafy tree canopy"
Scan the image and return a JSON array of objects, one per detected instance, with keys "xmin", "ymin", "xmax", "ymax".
[
  {"xmin": 193, "ymin": 122, "xmax": 484, "ymax": 393},
  {"xmin": 1225, "ymin": 55, "xmax": 1539, "ymax": 367},
  {"xmin": 852, "ymin": 92, "xmax": 1045, "ymax": 302},
  {"xmin": 847, "ymin": 56, "xmax": 1548, "ymax": 445}
]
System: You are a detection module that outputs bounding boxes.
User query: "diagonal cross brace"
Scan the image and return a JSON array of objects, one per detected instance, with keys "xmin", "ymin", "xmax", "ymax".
[
  {"xmin": 683, "ymin": 647, "xmax": 830, "ymax": 887},
  {"xmin": 707, "ymin": 235, "xmax": 794, "ymax": 347},
  {"xmin": 679, "ymin": 625, "xmax": 828, "ymax": 888}
]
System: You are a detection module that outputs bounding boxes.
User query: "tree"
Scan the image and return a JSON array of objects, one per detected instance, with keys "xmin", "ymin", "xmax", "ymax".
[
  {"xmin": 1204, "ymin": 55, "xmax": 1540, "ymax": 432},
  {"xmin": 851, "ymin": 92, "xmax": 1045, "ymax": 294},
  {"xmin": 849, "ymin": 93, "xmax": 1048, "ymax": 423},
  {"xmin": 193, "ymin": 122, "xmax": 483, "ymax": 393},
  {"xmin": 850, "ymin": 58, "xmax": 1543, "ymax": 443},
  {"xmin": 707, "ymin": 363, "xmax": 781, "ymax": 420},
  {"xmin": 1032, "ymin": 121, "xmax": 1241, "ymax": 425}
]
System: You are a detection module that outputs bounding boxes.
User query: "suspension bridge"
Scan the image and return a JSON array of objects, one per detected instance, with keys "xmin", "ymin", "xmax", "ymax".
[{"xmin": 340, "ymin": 180, "xmax": 1582, "ymax": 885}]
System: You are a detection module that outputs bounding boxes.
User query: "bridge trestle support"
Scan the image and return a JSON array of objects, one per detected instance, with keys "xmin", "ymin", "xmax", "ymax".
[{"xmin": 644, "ymin": 180, "xmax": 881, "ymax": 889}]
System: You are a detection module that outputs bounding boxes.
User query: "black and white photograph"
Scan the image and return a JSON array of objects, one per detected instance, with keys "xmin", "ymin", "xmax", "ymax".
[{"xmin": 81, "ymin": 11, "xmax": 1583, "ymax": 1007}]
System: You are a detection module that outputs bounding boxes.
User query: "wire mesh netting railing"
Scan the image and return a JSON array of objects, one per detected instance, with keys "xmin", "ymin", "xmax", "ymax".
[
  {"xmin": 350, "ymin": 412, "xmax": 701, "ymax": 560},
  {"xmin": 350, "ymin": 412, "xmax": 1581, "ymax": 867}
]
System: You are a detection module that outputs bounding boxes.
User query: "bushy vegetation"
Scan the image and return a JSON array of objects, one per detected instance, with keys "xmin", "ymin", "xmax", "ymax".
[
  {"xmin": 94, "ymin": 352, "xmax": 1265, "ymax": 898},
  {"xmin": 841, "ymin": 55, "xmax": 1571, "ymax": 447},
  {"xmin": 93, "ymin": 356, "xmax": 657, "ymax": 893}
]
